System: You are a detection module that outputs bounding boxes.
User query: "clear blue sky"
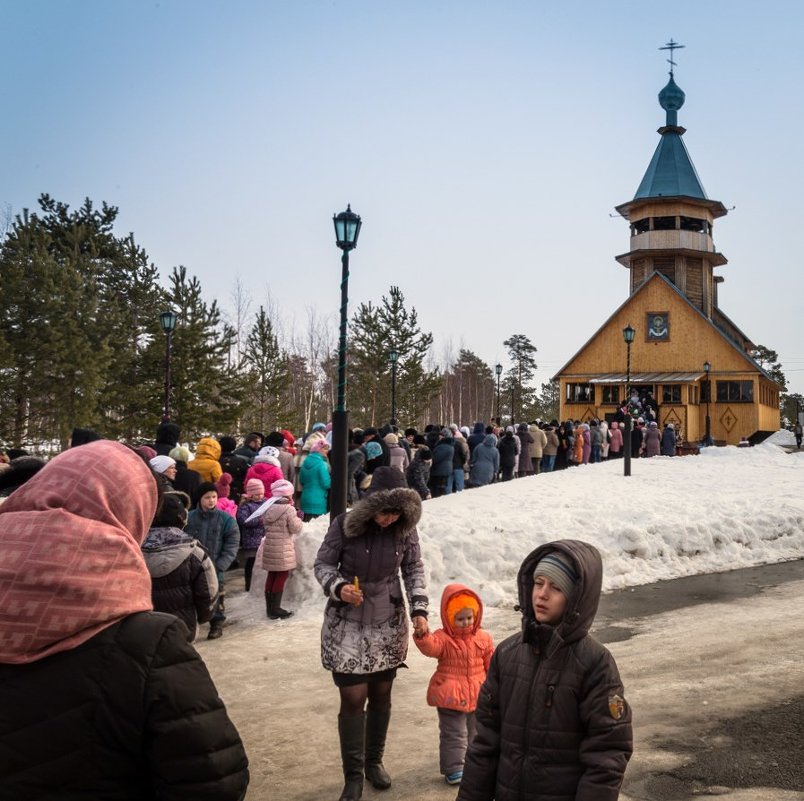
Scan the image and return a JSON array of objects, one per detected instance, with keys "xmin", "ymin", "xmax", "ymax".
[{"xmin": 3, "ymin": 1, "xmax": 803, "ymax": 394}]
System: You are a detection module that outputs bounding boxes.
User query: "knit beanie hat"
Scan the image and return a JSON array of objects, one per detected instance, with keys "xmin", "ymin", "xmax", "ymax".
[
  {"xmin": 271, "ymin": 479, "xmax": 295, "ymax": 498},
  {"xmin": 259, "ymin": 445, "xmax": 280, "ymax": 459},
  {"xmin": 365, "ymin": 466, "xmax": 407, "ymax": 496},
  {"xmin": 265, "ymin": 431, "xmax": 285, "ymax": 448},
  {"xmin": 196, "ymin": 481, "xmax": 218, "ymax": 499},
  {"xmin": 215, "ymin": 472, "xmax": 233, "ymax": 498},
  {"xmin": 136, "ymin": 445, "xmax": 157, "ymax": 461},
  {"xmin": 218, "ymin": 435, "xmax": 237, "ymax": 453},
  {"xmin": 365, "ymin": 441, "xmax": 383, "ymax": 460},
  {"xmin": 246, "ymin": 478, "xmax": 265, "ymax": 496},
  {"xmin": 312, "ymin": 422, "xmax": 327, "ymax": 432},
  {"xmin": 149, "ymin": 455, "xmax": 175, "ymax": 475},
  {"xmin": 533, "ymin": 551, "xmax": 578, "ymax": 597},
  {"xmin": 384, "ymin": 433, "xmax": 399, "ymax": 445},
  {"xmin": 445, "ymin": 592, "xmax": 480, "ymax": 628}
]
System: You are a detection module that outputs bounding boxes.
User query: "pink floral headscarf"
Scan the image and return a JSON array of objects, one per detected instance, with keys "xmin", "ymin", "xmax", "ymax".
[{"xmin": 0, "ymin": 441, "xmax": 157, "ymax": 664}]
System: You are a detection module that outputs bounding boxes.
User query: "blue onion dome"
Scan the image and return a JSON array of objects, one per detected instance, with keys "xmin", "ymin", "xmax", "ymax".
[{"xmin": 659, "ymin": 76, "xmax": 685, "ymax": 112}]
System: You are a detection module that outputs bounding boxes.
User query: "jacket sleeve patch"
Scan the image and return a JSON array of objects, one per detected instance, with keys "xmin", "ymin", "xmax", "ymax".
[{"xmin": 608, "ymin": 693, "xmax": 626, "ymax": 720}]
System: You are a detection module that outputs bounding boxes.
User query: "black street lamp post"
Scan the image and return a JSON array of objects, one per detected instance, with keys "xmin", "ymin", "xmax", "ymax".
[
  {"xmin": 331, "ymin": 204, "xmax": 362, "ymax": 521},
  {"xmin": 495, "ymin": 363, "xmax": 502, "ymax": 424},
  {"xmin": 703, "ymin": 361, "xmax": 712, "ymax": 446},
  {"xmin": 388, "ymin": 349, "xmax": 398, "ymax": 425},
  {"xmin": 159, "ymin": 310, "xmax": 177, "ymax": 421},
  {"xmin": 622, "ymin": 324, "xmax": 635, "ymax": 477}
]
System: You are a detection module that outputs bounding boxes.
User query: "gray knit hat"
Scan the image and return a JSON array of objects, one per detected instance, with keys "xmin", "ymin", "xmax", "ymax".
[{"xmin": 533, "ymin": 551, "xmax": 578, "ymax": 597}]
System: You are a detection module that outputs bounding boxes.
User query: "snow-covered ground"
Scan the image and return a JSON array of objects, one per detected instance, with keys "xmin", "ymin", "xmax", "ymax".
[{"xmin": 227, "ymin": 430, "xmax": 804, "ymax": 627}]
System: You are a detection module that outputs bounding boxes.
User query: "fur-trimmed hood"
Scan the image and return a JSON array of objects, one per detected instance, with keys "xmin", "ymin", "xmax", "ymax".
[{"xmin": 343, "ymin": 485, "xmax": 422, "ymax": 540}]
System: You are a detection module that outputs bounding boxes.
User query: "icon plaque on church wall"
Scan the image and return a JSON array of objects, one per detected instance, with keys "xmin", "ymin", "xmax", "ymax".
[{"xmin": 646, "ymin": 312, "xmax": 669, "ymax": 341}]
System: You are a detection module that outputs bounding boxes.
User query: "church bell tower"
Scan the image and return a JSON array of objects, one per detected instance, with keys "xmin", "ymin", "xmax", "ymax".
[{"xmin": 614, "ymin": 41, "xmax": 728, "ymax": 320}]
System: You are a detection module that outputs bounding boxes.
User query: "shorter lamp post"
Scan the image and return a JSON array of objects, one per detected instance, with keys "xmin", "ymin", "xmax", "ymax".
[
  {"xmin": 330, "ymin": 204, "xmax": 362, "ymax": 521},
  {"xmin": 388, "ymin": 348, "xmax": 398, "ymax": 425},
  {"xmin": 495, "ymin": 363, "xmax": 502, "ymax": 424},
  {"xmin": 622, "ymin": 324, "xmax": 635, "ymax": 477},
  {"xmin": 159, "ymin": 310, "xmax": 177, "ymax": 421},
  {"xmin": 703, "ymin": 361, "xmax": 712, "ymax": 446}
]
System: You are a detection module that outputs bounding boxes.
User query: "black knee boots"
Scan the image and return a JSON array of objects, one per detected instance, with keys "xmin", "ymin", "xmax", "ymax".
[
  {"xmin": 338, "ymin": 714, "xmax": 365, "ymax": 801},
  {"xmin": 364, "ymin": 707, "xmax": 392, "ymax": 789},
  {"xmin": 268, "ymin": 591, "xmax": 293, "ymax": 619}
]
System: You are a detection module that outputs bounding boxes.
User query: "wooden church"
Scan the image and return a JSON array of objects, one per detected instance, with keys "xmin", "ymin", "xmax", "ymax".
[{"xmin": 554, "ymin": 52, "xmax": 781, "ymax": 446}]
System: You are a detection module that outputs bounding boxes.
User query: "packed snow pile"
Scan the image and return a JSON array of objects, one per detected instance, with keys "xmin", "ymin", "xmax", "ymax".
[{"xmin": 229, "ymin": 436, "xmax": 804, "ymax": 628}]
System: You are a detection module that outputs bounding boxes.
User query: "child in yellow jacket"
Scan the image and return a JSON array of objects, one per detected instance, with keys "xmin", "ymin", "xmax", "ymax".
[{"xmin": 414, "ymin": 583, "xmax": 495, "ymax": 785}]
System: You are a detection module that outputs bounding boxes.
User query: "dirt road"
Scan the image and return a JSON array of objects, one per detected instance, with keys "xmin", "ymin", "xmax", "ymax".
[{"xmin": 196, "ymin": 560, "xmax": 804, "ymax": 801}]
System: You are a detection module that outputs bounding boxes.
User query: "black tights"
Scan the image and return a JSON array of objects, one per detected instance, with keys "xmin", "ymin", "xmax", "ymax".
[{"xmin": 339, "ymin": 679, "xmax": 393, "ymax": 717}]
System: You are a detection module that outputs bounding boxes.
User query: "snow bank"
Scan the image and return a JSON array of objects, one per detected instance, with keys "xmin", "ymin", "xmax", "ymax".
[{"xmin": 228, "ymin": 436, "xmax": 804, "ymax": 628}]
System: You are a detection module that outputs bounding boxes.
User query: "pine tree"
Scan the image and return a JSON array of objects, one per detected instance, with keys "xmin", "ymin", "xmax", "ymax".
[
  {"xmin": 347, "ymin": 301, "xmax": 388, "ymax": 426},
  {"xmin": 154, "ymin": 266, "xmax": 240, "ymax": 439},
  {"xmin": 0, "ymin": 203, "xmax": 115, "ymax": 448},
  {"xmin": 432, "ymin": 349, "xmax": 495, "ymax": 425},
  {"xmin": 241, "ymin": 306, "xmax": 289, "ymax": 433},
  {"xmin": 503, "ymin": 334, "xmax": 538, "ymax": 422},
  {"xmin": 534, "ymin": 380, "xmax": 560, "ymax": 422},
  {"xmin": 750, "ymin": 345, "xmax": 787, "ymax": 391},
  {"xmin": 349, "ymin": 286, "xmax": 441, "ymax": 428}
]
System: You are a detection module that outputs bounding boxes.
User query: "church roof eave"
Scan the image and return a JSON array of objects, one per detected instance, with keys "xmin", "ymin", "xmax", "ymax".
[
  {"xmin": 614, "ymin": 195, "xmax": 728, "ymax": 220},
  {"xmin": 551, "ymin": 272, "xmax": 772, "ymax": 384},
  {"xmin": 614, "ymin": 247, "xmax": 728, "ymax": 268}
]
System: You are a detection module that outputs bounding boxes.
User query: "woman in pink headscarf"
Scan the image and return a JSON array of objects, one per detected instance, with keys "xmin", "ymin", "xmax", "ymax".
[{"xmin": 0, "ymin": 440, "xmax": 249, "ymax": 800}]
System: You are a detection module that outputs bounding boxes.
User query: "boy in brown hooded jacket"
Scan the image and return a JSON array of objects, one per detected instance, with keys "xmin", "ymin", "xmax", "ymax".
[{"xmin": 457, "ymin": 539, "xmax": 632, "ymax": 801}]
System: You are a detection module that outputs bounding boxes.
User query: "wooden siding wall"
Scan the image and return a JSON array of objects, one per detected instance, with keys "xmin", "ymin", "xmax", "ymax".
[
  {"xmin": 686, "ymin": 258, "xmax": 703, "ymax": 309},
  {"xmin": 631, "ymin": 259, "xmax": 647, "ymax": 293},
  {"xmin": 654, "ymin": 256, "xmax": 676, "ymax": 285},
  {"xmin": 558, "ymin": 277, "xmax": 780, "ymax": 445}
]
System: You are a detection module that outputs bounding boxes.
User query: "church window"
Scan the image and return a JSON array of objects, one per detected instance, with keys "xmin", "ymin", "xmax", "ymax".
[
  {"xmin": 632, "ymin": 218, "xmax": 650, "ymax": 235},
  {"xmin": 602, "ymin": 385, "xmax": 620, "ymax": 404},
  {"xmin": 716, "ymin": 381, "xmax": 753, "ymax": 403},
  {"xmin": 662, "ymin": 385, "xmax": 681, "ymax": 403},
  {"xmin": 680, "ymin": 216, "xmax": 708, "ymax": 233},
  {"xmin": 652, "ymin": 216, "xmax": 677, "ymax": 230},
  {"xmin": 566, "ymin": 383, "xmax": 594, "ymax": 403}
]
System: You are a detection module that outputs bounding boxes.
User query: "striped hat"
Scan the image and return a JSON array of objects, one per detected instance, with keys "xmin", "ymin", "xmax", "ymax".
[{"xmin": 533, "ymin": 551, "xmax": 578, "ymax": 597}]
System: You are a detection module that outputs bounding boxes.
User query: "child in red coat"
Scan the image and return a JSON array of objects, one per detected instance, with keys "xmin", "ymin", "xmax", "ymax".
[{"xmin": 414, "ymin": 583, "xmax": 495, "ymax": 785}]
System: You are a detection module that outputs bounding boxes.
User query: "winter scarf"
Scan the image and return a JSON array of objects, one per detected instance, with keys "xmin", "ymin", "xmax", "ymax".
[{"xmin": 0, "ymin": 441, "xmax": 156, "ymax": 665}]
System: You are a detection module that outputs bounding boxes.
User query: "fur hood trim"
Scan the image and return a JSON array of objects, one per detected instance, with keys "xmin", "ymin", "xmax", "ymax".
[{"xmin": 343, "ymin": 486, "xmax": 422, "ymax": 540}]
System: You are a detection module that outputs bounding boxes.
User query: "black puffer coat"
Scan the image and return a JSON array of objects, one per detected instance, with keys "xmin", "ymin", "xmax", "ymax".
[
  {"xmin": 458, "ymin": 540, "xmax": 632, "ymax": 801},
  {"xmin": 141, "ymin": 526, "xmax": 219, "ymax": 640},
  {"xmin": 0, "ymin": 612, "xmax": 248, "ymax": 801}
]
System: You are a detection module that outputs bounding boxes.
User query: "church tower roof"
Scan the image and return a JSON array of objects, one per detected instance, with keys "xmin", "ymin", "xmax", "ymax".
[
  {"xmin": 616, "ymin": 41, "xmax": 727, "ymax": 220},
  {"xmin": 633, "ymin": 74, "xmax": 708, "ymax": 201}
]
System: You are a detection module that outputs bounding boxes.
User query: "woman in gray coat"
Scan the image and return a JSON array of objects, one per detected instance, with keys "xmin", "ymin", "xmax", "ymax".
[
  {"xmin": 314, "ymin": 467, "xmax": 429, "ymax": 801},
  {"xmin": 468, "ymin": 434, "xmax": 500, "ymax": 487}
]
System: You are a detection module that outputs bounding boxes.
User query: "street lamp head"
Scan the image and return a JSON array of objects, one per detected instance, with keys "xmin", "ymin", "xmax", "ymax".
[
  {"xmin": 704, "ymin": 361, "xmax": 711, "ymax": 374},
  {"xmin": 388, "ymin": 349, "xmax": 399, "ymax": 364},
  {"xmin": 333, "ymin": 204, "xmax": 362, "ymax": 251},
  {"xmin": 622, "ymin": 324, "xmax": 635, "ymax": 344},
  {"xmin": 495, "ymin": 363, "xmax": 503, "ymax": 376},
  {"xmin": 159, "ymin": 310, "xmax": 177, "ymax": 333}
]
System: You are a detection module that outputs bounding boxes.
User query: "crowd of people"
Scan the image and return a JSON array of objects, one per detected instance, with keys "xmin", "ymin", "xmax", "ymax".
[{"xmin": 0, "ymin": 420, "xmax": 638, "ymax": 800}]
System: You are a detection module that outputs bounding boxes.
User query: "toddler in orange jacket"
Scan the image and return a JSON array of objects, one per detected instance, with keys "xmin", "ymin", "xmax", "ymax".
[{"xmin": 414, "ymin": 583, "xmax": 495, "ymax": 786}]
